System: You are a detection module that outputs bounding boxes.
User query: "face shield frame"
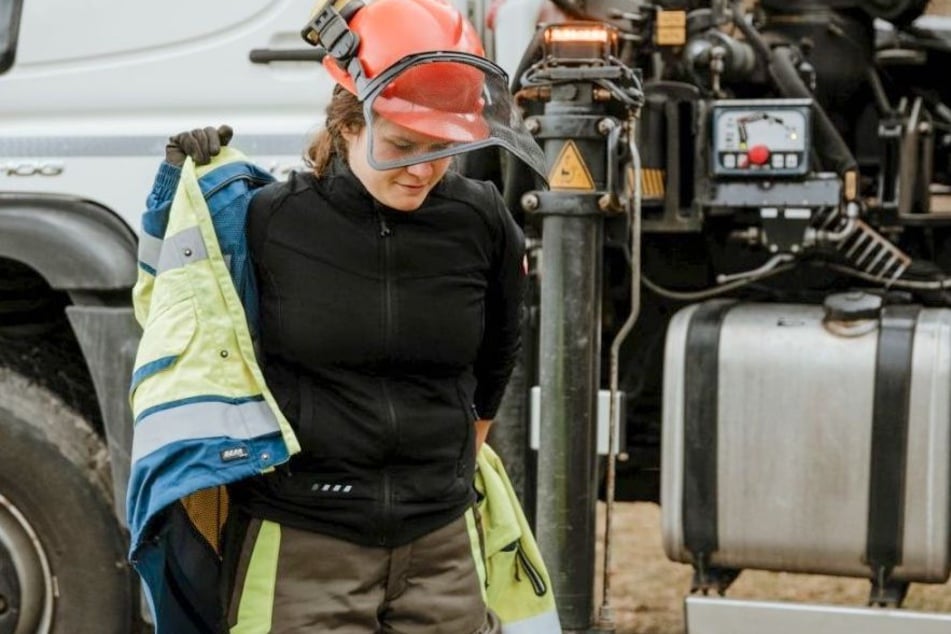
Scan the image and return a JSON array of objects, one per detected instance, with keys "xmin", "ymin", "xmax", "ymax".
[{"xmin": 354, "ymin": 51, "xmax": 548, "ymax": 181}]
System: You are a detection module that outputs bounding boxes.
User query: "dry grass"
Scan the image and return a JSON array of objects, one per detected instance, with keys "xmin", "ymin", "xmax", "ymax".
[
  {"xmin": 930, "ymin": 0, "xmax": 951, "ymax": 14},
  {"xmin": 593, "ymin": 503, "xmax": 951, "ymax": 634}
]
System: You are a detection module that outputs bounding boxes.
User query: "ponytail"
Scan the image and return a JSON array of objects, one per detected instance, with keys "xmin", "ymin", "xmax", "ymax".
[{"xmin": 305, "ymin": 85, "xmax": 365, "ymax": 177}]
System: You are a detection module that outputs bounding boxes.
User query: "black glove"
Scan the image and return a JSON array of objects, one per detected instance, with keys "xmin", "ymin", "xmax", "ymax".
[{"xmin": 165, "ymin": 125, "xmax": 234, "ymax": 167}]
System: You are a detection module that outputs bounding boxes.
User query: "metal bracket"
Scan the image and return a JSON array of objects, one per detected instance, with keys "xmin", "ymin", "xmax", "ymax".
[
  {"xmin": 868, "ymin": 573, "xmax": 909, "ymax": 608},
  {"xmin": 527, "ymin": 115, "xmax": 610, "ymax": 140},
  {"xmin": 522, "ymin": 190, "xmax": 612, "ymax": 217},
  {"xmin": 690, "ymin": 559, "xmax": 742, "ymax": 597}
]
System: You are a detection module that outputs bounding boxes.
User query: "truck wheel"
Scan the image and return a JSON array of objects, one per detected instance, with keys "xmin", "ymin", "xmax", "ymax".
[{"xmin": 0, "ymin": 367, "xmax": 132, "ymax": 634}]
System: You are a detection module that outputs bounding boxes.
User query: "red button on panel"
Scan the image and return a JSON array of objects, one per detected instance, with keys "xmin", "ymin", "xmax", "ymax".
[{"xmin": 747, "ymin": 144, "xmax": 770, "ymax": 166}]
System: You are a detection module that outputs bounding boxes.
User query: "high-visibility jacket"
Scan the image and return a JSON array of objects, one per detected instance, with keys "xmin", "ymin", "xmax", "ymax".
[
  {"xmin": 129, "ymin": 148, "xmax": 301, "ymax": 632},
  {"xmin": 475, "ymin": 445, "xmax": 561, "ymax": 633},
  {"xmin": 128, "ymin": 148, "xmax": 560, "ymax": 633}
]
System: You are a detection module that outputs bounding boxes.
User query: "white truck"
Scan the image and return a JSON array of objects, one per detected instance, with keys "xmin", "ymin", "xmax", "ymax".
[
  {"xmin": 5, "ymin": 0, "xmax": 951, "ymax": 632},
  {"xmin": 0, "ymin": 2, "xmax": 333, "ymax": 631}
]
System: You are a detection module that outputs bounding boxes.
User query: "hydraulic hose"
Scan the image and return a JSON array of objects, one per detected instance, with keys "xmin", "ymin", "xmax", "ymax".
[
  {"xmin": 769, "ymin": 45, "xmax": 858, "ymax": 177},
  {"xmin": 730, "ymin": 0, "xmax": 771, "ymax": 62}
]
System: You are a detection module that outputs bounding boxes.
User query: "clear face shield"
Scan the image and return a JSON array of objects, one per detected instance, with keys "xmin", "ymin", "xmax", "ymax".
[{"xmin": 357, "ymin": 53, "xmax": 547, "ymax": 181}]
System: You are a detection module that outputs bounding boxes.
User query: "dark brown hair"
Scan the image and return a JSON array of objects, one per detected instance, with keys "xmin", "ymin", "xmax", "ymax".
[{"xmin": 305, "ymin": 85, "xmax": 366, "ymax": 176}]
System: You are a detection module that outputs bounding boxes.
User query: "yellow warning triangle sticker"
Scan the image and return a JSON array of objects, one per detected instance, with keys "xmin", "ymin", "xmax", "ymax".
[{"xmin": 548, "ymin": 140, "xmax": 595, "ymax": 191}]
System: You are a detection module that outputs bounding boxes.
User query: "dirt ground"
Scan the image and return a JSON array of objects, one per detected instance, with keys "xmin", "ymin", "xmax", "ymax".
[{"xmin": 592, "ymin": 503, "xmax": 951, "ymax": 634}]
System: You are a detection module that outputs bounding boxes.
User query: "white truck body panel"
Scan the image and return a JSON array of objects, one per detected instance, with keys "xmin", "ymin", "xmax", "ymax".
[
  {"xmin": 0, "ymin": 0, "xmax": 335, "ymax": 233},
  {"xmin": 686, "ymin": 596, "xmax": 951, "ymax": 634}
]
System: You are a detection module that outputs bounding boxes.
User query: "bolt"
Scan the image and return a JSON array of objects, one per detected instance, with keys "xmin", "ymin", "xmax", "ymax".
[
  {"xmin": 525, "ymin": 118, "xmax": 540, "ymax": 135},
  {"xmin": 219, "ymin": 350, "xmax": 229, "ymax": 358},
  {"xmin": 261, "ymin": 452, "xmax": 270, "ymax": 462},
  {"xmin": 521, "ymin": 193, "xmax": 540, "ymax": 212},
  {"xmin": 597, "ymin": 118, "xmax": 616, "ymax": 135},
  {"xmin": 790, "ymin": 244, "xmax": 801, "ymax": 253},
  {"xmin": 183, "ymin": 248, "xmax": 193, "ymax": 257},
  {"xmin": 769, "ymin": 244, "xmax": 779, "ymax": 253},
  {"xmin": 919, "ymin": 121, "xmax": 932, "ymax": 135}
]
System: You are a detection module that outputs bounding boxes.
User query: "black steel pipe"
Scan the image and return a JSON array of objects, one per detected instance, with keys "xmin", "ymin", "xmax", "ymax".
[
  {"xmin": 536, "ymin": 212, "xmax": 602, "ymax": 632},
  {"xmin": 534, "ymin": 94, "xmax": 606, "ymax": 631}
]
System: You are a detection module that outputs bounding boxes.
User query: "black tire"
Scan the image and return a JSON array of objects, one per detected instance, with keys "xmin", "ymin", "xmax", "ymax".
[{"xmin": 0, "ymin": 368, "xmax": 132, "ymax": 634}]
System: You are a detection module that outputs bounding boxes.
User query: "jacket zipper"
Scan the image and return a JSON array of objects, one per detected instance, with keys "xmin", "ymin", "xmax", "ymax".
[
  {"xmin": 456, "ymin": 384, "xmax": 477, "ymax": 476},
  {"xmin": 516, "ymin": 543, "xmax": 548, "ymax": 596},
  {"xmin": 379, "ymin": 377, "xmax": 398, "ymax": 546},
  {"xmin": 378, "ymin": 210, "xmax": 396, "ymax": 546},
  {"xmin": 378, "ymin": 211, "xmax": 393, "ymax": 353}
]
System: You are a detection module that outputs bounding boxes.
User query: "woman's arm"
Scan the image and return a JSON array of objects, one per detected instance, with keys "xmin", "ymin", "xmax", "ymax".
[{"xmin": 472, "ymin": 186, "xmax": 527, "ymax": 424}]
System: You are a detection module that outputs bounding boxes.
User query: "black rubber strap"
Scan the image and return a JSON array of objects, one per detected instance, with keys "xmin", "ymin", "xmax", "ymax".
[
  {"xmin": 866, "ymin": 305, "xmax": 920, "ymax": 579},
  {"xmin": 683, "ymin": 300, "xmax": 735, "ymax": 563}
]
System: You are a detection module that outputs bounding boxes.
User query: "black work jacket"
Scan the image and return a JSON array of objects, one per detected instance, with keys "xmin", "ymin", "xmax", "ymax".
[{"xmin": 230, "ymin": 159, "xmax": 525, "ymax": 547}]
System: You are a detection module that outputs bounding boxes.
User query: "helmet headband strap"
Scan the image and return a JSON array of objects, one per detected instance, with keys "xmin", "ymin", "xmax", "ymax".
[{"xmin": 301, "ymin": 0, "xmax": 368, "ymax": 88}]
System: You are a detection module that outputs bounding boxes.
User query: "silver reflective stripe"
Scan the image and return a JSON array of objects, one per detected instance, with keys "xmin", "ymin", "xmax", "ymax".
[
  {"xmin": 502, "ymin": 610, "xmax": 561, "ymax": 634},
  {"xmin": 138, "ymin": 232, "xmax": 163, "ymax": 272},
  {"xmin": 132, "ymin": 399, "xmax": 280, "ymax": 463},
  {"xmin": 156, "ymin": 226, "xmax": 208, "ymax": 274},
  {"xmin": 0, "ymin": 134, "xmax": 307, "ymax": 158}
]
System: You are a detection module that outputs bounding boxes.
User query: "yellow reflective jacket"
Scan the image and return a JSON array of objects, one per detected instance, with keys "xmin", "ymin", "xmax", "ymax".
[
  {"xmin": 129, "ymin": 149, "xmax": 301, "ymax": 632},
  {"xmin": 476, "ymin": 445, "xmax": 562, "ymax": 633}
]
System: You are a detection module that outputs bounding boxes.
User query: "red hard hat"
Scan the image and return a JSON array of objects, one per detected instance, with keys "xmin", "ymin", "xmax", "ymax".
[{"xmin": 322, "ymin": 0, "xmax": 489, "ymax": 142}]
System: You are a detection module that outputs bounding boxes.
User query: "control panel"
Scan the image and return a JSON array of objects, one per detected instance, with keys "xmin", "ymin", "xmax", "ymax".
[{"xmin": 711, "ymin": 99, "xmax": 812, "ymax": 178}]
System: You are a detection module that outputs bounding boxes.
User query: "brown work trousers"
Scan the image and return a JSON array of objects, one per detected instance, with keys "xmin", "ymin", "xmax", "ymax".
[{"xmin": 224, "ymin": 512, "xmax": 500, "ymax": 633}]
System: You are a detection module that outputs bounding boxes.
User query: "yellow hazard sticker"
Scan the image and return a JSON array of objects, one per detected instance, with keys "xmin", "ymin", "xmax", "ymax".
[
  {"xmin": 641, "ymin": 168, "xmax": 666, "ymax": 198},
  {"xmin": 548, "ymin": 141, "xmax": 595, "ymax": 190}
]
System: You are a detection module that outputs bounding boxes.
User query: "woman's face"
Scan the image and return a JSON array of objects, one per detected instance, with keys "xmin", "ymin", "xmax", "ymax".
[{"xmin": 343, "ymin": 119, "xmax": 453, "ymax": 212}]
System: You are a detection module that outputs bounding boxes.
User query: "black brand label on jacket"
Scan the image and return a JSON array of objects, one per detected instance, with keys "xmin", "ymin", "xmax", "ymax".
[{"xmin": 220, "ymin": 446, "xmax": 250, "ymax": 463}]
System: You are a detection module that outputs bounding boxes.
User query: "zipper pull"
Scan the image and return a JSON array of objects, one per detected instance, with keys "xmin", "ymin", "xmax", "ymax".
[{"xmin": 378, "ymin": 214, "xmax": 392, "ymax": 238}]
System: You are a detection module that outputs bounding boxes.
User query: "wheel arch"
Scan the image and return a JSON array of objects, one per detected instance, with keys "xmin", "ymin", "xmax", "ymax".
[
  {"xmin": 0, "ymin": 194, "xmax": 141, "ymax": 528},
  {"xmin": 0, "ymin": 193, "xmax": 137, "ymax": 291}
]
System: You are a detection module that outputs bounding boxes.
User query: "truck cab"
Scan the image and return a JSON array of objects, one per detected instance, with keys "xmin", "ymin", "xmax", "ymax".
[
  {"xmin": 0, "ymin": 2, "xmax": 332, "ymax": 631},
  {"xmin": 6, "ymin": 0, "xmax": 951, "ymax": 632}
]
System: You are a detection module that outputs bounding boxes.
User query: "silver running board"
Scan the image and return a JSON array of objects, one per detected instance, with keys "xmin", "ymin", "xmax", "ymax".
[{"xmin": 686, "ymin": 596, "xmax": 951, "ymax": 634}]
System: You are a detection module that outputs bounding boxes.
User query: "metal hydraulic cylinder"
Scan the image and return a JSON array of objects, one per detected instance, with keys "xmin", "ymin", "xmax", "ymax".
[
  {"xmin": 532, "ymin": 93, "xmax": 608, "ymax": 632},
  {"xmin": 536, "ymin": 213, "xmax": 603, "ymax": 631}
]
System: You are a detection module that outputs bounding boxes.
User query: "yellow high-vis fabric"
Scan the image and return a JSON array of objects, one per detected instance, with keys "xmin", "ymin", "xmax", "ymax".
[
  {"xmin": 127, "ymin": 150, "xmax": 301, "ymax": 633},
  {"xmin": 476, "ymin": 445, "xmax": 561, "ymax": 632}
]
